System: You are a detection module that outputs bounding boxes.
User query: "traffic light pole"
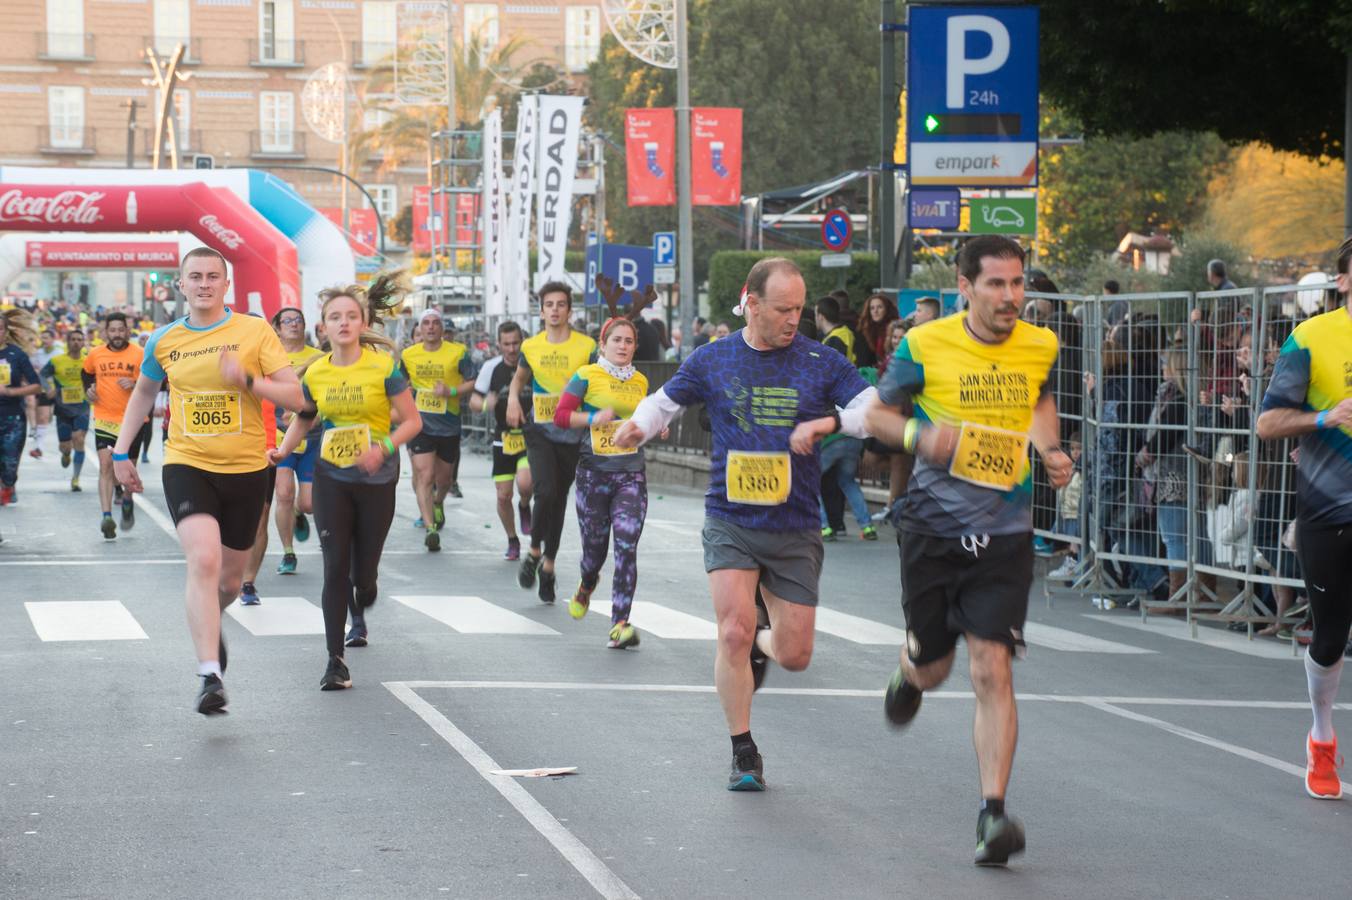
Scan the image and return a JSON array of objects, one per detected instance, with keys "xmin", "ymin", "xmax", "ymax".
[{"xmin": 879, "ymin": 1, "xmax": 899, "ymax": 291}]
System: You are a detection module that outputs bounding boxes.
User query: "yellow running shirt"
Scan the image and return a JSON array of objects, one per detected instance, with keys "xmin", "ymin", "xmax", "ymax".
[
  {"xmin": 142, "ymin": 310, "xmax": 290, "ymax": 473},
  {"xmin": 44, "ymin": 349, "xmax": 89, "ymax": 409},
  {"xmin": 301, "ymin": 346, "xmax": 410, "ymax": 484},
  {"xmin": 563, "ymin": 363, "xmax": 649, "ymax": 472},
  {"xmin": 520, "ymin": 330, "xmax": 596, "ymax": 441},
  {"xmin": 399, "ymin": 340, "xmax": 474, "ymax": 434}
]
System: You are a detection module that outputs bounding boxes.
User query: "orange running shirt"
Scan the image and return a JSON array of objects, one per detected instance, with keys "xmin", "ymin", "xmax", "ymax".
[{"xmin": 82, "ymin": 343, "xmax": 144, "ymax": 426}]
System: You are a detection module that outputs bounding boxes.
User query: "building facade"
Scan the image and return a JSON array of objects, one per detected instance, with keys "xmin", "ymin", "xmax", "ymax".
[{"xmin": 1, "ymin": 0, "xmax": 603, "ymax": 301}]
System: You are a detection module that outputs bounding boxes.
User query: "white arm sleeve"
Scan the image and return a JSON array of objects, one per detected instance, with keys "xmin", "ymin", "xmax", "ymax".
[
  {"xmin": 628, "ymin": 387, "xmax": 685, "ymax": 444},
  {"xmin": 838, "ymin": 386, "xmax": 878, "ymax": 438},
  {"xmin": 473, "ymin": 356, "xmax": 499, "ymax": 394}
]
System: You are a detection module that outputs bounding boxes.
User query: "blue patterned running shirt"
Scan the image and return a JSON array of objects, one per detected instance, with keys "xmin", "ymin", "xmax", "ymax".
[{"xmin": 661, "ymin": 329, "xmax": 869, "ymax": 531}]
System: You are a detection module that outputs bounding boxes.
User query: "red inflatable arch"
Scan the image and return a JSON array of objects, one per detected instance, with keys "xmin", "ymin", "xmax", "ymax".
[{"xmin": 0, "ymin": 182, "xmax": 300, "ymax": 318}]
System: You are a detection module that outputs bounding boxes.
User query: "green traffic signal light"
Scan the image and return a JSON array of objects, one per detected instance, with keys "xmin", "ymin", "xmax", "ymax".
[
  {"xmin": 148, "ymin": 272, "xmax": 159, "ymax": 283},
  {"xmin": 925, "ymin": 114, "xmax": 940, "ymax": 133}
]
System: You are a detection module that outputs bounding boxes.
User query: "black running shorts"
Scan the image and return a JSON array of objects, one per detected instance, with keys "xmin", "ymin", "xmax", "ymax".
[
  {"xmin": 898, "ymin": 530, "xmax": 1033, "ymax": 665},
  {"xmin": 95, "ymin": 426, "xmax": 147, "ymax": 459},
  {"xmin": 162, "ymin": 464, "xmax": 269, "ymax": 551},
  {"xmin": 491, "ymin": 444, "xmax": 529, "ymax": 481},
  {"xmin": 407, "ymin": 431, "xmax": 461, "ymax": 463}
]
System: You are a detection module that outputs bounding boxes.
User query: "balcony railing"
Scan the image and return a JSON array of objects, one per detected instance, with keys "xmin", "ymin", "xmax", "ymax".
[
  {"xmin": 250, "ymin": 130, "xmax": 305, "ymax": 159},
  {"xmin": 37, "ymin": 32, "xmax": 95, "ymax": 61},
  {"xmin": 142, "ymin": 36, "xmax": 202, "ymax": 64},
  {"xmin": 352, "ymin": 40, "xmax": 395, "ymax": 69},
  {"xmin": 249, "ymin": 38, "xmax": 305, "ymax": 67},
  {"xmin": 143, "ymin": 127, "xmax": 202, "ymax": 157},
  {"xmin": 40, "ymin": 126, "xmax": 95, "ymax": 155}
]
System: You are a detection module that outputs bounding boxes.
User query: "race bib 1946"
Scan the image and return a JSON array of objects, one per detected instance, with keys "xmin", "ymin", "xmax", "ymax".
[
  {"xmin": 415, "ymin": 390, "xmax": 447, "ymax": 414},
  {"xmin": 590, "ymin": 420, "xmax": 636, "ymax": 457},
  {"xmin": 181, "ymin": 392, "xmax": 242, "ymax": 437},
  {"xmin": 725, "ymin": 450, "xmax": 791, "ymax": 506},
  {"xmin": 501, "ymin": 429, "xmax": 526, "ymax": 456},
  {"xmin": 948, "ymin": 422, "xmax": 1029, "ymax": 492},
  {"xmin": 532, "ymin": 394, "xmax": 559, "ymax": 424},
  {"xmin": 320, "ymin": 424, "xmax": 371, "ymax": 468}
]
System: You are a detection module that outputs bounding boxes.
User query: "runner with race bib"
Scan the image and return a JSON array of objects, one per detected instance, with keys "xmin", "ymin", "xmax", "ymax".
[
  {"xmin": 863, "ymin": 235, "xmax": 1070, "ymax": 866},
  {"xmin": 82, "ymin": 313, "xmax": 145, "ymax": 538},
  {"xmin": 554, "ymin": 313, "xmax": 652, "ymax": 650},
  {"xmin": 470, "ymin": 320, "xmax": 534, "ymax": 561},
  {"xmin": 273, "ymin": 275, "xmax": 421, "ymax": 690},
  {"xmin": 614, "ymin": 257, "xmax": 875, "ymax": 792},
  {"xmin": 40, "ymin": 328, "xmax": 90, "ymax": 492}
]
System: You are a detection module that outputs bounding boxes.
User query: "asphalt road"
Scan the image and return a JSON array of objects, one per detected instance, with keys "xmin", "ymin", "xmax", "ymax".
[{"xmin": 2, "ymin": 447, "xmax": 1349, "ymax": 899}]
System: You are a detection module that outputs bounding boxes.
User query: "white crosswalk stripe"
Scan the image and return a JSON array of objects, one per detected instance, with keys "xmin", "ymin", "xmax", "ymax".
[
  {"xmin": 587, "ymin": 599, "xmax": 718, "ymax": 640},
  {"xmin": 392, "ymin": 595, "xmax": 560, "ymax": 635},
  {"xmin": 814, "ymin": 608, "xmax": 906, "ymax": 644},
  {"xmin": 1090, "ymin": 614, "xmax": 1300, "ymax": 660},
  {"xmin": 225, "ymin": 597, "xmax": 325, "ymax": 636},
  {"xmin": 1022, "ymin": 622, "xmax": 1155, "ymax": 654},
  {"xmin": 24, "ymin": 600, "xmax": 148, "ymax": 641}
]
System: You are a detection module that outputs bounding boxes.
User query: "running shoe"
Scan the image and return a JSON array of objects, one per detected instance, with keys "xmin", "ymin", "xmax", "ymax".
[
  {"xmin": 884, "ymin": 666, "xmax": 923, "ymax": 728},
  {"xmin": 518, "ymin": 501, "xmax": 532, "ymax": 536},
  {"xmin": 320, "ymin": 655, "xmax": 352, "ymax": 691},
  {"xmin": 449, "ymin": 482, "xmax": 463, "ymax": 499},
  {"xmin": 120, "ymin": 496, "xmax": 135, "ymax": 531},
  {"xmin": 345, "ymin": 619, "xmax": 368, "ymax": 648},
  {"xmin": 518, "ymin": 554, "xmax": 540, "ymax": 589},
  {"xmin": 0, "ymin": 486, "xmax": 12, "ymax": 506},
  {"xmin": 4, "ymin": 488, "xmax": 14, "ymax": 505},
  {"xmin": 277, "ymin": 552, "xmax": 298, "ymax": 575},
  {"xmin": 100, "ymin": 516, "xmax": 116, "ymax": 540},
  {"xmin": 61, "ymin": 449, "xmax": 71, "ymax": 468},
  {"xmin": 538, "ymin": 567, "xmax": 557, "ymax": 604},
  {"xmin": 1305, "ymin": 733, "xmax": 1343, "ymax": 800},
  {"xmin": 70, "ymin": 478, "xmax": 80, "ymax": 493},
  {"xmin": 569, "ymin": 581, "xmax": 594, "ymax": 620},
  {"xmin": 28, "ymin": 447, "xmax": 42, "ymax": 459},
  {"xmin": 608, "ymin": 622, "xmax": 640, "ymax": 649},
  {"xmin": 975, "ymin": 809, "xmax": 1026, "ymax": 866},
  {"xmin": 505, "ymin": 537, "xmax": 521, "ymax": 561},
  {"xmin": 196, "ymin": 674, "xmax": 228, "ymax": 716},
  {"xmin": 861, "ymin": 525, "xmax": 879, "ymax": 541},
  {"xmin": 751, "ymin": 589, "xmax": 770, "ymax": 691},
  {"xmin": 413, "ymin": 517, "xmax": 425, "ymax": 529},
  {"xmin": 425, "ymin": 529, "xmax": 441, "ymax": 552},
  {"xmin": 727, "ymin": 749, "xmax": 765, "ymax": 791},
  {"xmin": 820, "ymin": 526, "xmax": 837, "ymax": 543},
  {"xmin": 1048, "ymin": 557, "xmax": 1080, "ymax": 580},
  {"xmin": 294, "ymin": 512, "xmax": 310, "ymax": 543},
  {"xmin": 239, "ymin": 582, "xmax": 261, "ymax": 606},
  {"xmin": 1032, "ymin": 536, "xmax": 1055, "ymax": 557},
  {"xmin": 433, "ymin": 501, "xmax": 445, "ymax": 530}
]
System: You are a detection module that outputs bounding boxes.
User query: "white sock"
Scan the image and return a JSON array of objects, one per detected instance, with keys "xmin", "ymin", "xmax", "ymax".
[
  {"xmin": 754, "ymin": 628, "xmax": 774, "ymax": 660},
  {"xmin": 1305, "ymin": 652, "xmax": 1342, "ymax": 743},
  {"xmin": 197, "ymin": 661, "xmax": 223, "ymax": 679},
  {"xmin": 34, "ymin": 423, "xmax": 46, "ymax": 445}
]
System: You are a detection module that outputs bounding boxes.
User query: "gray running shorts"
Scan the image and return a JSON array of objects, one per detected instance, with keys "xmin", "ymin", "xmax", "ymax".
[{"xmin": 702, "ymin": 515, "xmax": 824, "ymax": 607}]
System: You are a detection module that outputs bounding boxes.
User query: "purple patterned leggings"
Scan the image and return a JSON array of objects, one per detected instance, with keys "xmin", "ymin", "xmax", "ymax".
[{"xmin": 574, "ymin": 467, "xmax": 648, "ymax": 624}]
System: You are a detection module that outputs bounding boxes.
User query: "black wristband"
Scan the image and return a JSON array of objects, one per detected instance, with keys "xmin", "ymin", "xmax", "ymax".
[
  {"xmin": 830, "ymin": 410, "xmax": 842, "ymax": 434},
  {"xmin": 245, "ymin": 374, "xmax": 255, "ymax": 390}
]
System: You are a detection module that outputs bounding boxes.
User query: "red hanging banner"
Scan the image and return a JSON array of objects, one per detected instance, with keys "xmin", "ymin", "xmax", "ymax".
[
  {"xmin": 691, "ymin": 107, "xmax": 742, "ymax": 206},
  {"xmin": 624, "ymin": 108, "xmax": 676, "ymax": 207}
]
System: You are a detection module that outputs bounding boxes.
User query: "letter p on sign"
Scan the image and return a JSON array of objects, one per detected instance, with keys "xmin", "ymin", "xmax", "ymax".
[{"xmin": 946, "ymin": 15, "xmax": 1010, "ymax": 107}]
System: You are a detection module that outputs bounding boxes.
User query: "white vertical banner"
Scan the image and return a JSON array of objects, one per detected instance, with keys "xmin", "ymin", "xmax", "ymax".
[
  {"xmin": 481, "ymin": 108, "xmax": 505, "ymax": 316},
  {"xmin": 534, "ymin": 94, "xmax": 585, "ymax": 285},
  {"xmin": 506, "ymin": 95, "xmax": 537, "ymax": 317}
]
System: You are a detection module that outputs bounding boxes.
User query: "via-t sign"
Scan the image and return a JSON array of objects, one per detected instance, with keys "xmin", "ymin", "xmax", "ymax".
[{"xmin": 947, "ymin": 15, "xmax": 1010, "ymax": 107}]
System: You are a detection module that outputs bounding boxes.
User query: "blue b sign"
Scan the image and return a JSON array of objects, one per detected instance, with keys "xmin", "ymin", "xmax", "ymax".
[
  {"xmin": 907, "ymin": 5, "xmax": 1039, "ymax": 187},
  {"xmin": 585, "ymin": 243, "xmax": 654, "ymax": 307}
]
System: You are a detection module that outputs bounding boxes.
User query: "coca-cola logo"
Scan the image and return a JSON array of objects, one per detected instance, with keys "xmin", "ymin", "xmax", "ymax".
[
  {"xmin": 0, "ymin": 189, "xmax": 105, "ymax": 225},
  {"xmin": 199, "ymin": 214, "xmax": 244, "ymax": 250}
]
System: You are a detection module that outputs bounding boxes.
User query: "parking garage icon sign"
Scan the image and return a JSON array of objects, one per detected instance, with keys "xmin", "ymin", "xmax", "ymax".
[{"xmin": 907, "ymin": 5, "xmax": 1039, "ymax": 187}]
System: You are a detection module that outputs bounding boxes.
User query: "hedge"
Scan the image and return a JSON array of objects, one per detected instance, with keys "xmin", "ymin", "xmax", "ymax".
[{"xmin": 705, "ymin": 251, "xmax": 882, "ymax": 324}]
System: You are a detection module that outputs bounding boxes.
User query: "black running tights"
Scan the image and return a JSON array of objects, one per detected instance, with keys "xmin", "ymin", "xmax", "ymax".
[
  {"xmin": 1298, "ymin": 520, "xmax": 1352, "ymax": 667},
  {"xmin": 524, "ymin": 429, "xmax": 579, "ymax": 561},
  {"xmin": 313, "ymin": 473, "xmax": 397, "ymax": 658}
]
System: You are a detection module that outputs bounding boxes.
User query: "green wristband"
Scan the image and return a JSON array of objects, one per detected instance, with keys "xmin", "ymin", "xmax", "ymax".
[{"xmin": 381, "ymin": 437, "xmax": 395, "ymax": 456}]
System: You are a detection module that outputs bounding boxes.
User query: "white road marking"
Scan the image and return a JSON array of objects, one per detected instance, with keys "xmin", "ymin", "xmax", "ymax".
[
  {"xmin": 131, "ymin": 492, "xmax": 178, "ymax": 539},
  {"xmin": 1089, "ymin": 614, "xmax": 1302, "ymax": 660},
  {"xmin": 1084, "ymin": 700, "xmax": 1352, "ymax": 794},
  {"xmin": 225, "ymin": 596, "xmax": 325, "ymax": 635},
  {"xmin": 384, "ymin": 682, "xmax": 640, "ymax": 900},
  {"xmin": 588, "ymin": 599, "xmax": 717, "ymax": 640},
  {"xmin": 1022, "ymin": 622, "xmax": 1154, "ymax": 654},
  {"xmin": 392, "ymin": 595, "xmax": 560, "ymax": 635},
  {"xmin": 814, "ymin": 608, "xmax": 906, "ymax": 644},
  {"xmin": 0, "ymin": 547, "xmax": 703, "ymax": 566},
  {"xmin": 24, "ymin": 600, "xmax": 148, "ymax": 641},
  {"xmin": 643, "ymin": 517, "xmax": 693, "ymax": 535}
]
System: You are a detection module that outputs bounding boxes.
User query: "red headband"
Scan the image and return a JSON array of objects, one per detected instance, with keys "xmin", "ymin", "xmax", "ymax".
[{"xmin": 599, "ymin": 316, "xmax": 635, "ymax": 343}]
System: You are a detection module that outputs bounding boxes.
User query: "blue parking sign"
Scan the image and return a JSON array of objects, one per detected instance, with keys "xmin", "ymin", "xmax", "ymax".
[{"xmin": 653, "ymin": 231, "xmax": 676, "ymax": 267}]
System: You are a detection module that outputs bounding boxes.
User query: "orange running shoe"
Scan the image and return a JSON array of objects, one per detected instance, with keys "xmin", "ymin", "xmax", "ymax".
[{"xmin": 1305, "ymin": 733, "xmax": 1343, "ymax": 800}]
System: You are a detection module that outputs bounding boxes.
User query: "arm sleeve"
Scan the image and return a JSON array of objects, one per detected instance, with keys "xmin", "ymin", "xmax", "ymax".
[
  {"xmin": 81, "ymin": 369, "xmax": 95, "ymax": 389},
  {"xmin": 876, "ymin": 337, "xmax": 924, "ymax": 407},
  {"xmin": 473, "ymin": 358, "xmax": 496, "ymax": 395},
  {"xmin": 628, "ymin": 388, "xmax": 684, "ymax": 443},
  {"xmin": 1260, "ymin": 336, "xmax": 1310, "ymax": 412},
  {"xmin": 838, "ymin": 387, "xmax": 879, "ymax": 438},
  {"xmin": 555, "ymin": 390, "xmax": 583, "ymax": 427}
]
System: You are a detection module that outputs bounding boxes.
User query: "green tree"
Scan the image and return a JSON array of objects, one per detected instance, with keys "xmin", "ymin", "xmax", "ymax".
[
  {"xmin": 1040, "ymin": 0, "xmax": 1352, "ymax": 157},
  {"xmin": 585, "ymin": 0, "xmax": 881, "ymax": 279}
]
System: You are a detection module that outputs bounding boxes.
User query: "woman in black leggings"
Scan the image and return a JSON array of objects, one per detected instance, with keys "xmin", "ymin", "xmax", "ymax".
[{"xmin": 272, "ymin": 274, "xmax": 421, "ymax": 691}]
